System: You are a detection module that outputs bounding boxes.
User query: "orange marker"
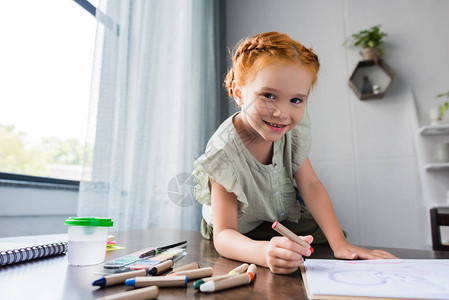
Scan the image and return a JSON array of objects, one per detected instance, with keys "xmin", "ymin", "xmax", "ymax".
[
  {"xmin": 272, "ymin": 221, "xmax": 314, "ymax": 254},
  {"xmin": 246, "ymin": 264, "xmax": 257, "ymax": 281},
  {"xmin": 202, "ymin": 273, "xmax": 238, "ymax": 282}
]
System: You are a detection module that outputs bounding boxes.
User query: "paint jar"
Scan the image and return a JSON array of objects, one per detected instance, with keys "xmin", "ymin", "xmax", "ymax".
[{"xmin": 65, "ymin": 217, "xmax": 113, "ymax": 266}]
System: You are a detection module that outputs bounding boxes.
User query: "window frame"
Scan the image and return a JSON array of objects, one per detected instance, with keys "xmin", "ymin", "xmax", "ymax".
[
  {"xmin": 0, "ymin": 0, "xmax": 97, "ymax": 187},
  {"xmin": 0, "ymin": 172, "xmax": 79, "ymax": 189}
]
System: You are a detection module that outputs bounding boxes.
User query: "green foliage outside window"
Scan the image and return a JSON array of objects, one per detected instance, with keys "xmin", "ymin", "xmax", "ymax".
[
  {"xmin": 0, "ymin": 125, "xmax": 48, "ymax": 175},
  {"xmin": 0, "ymin": 124, "xmax": 92, "ymax": 179}
]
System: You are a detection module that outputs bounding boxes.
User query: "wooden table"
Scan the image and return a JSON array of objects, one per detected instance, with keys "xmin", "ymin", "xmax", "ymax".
[{"xmin": 1, "ymin": 229, "xmax": 449, "ymax": 300}]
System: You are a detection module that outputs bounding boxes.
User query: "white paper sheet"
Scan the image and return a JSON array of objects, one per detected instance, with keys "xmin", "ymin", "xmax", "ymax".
[{"xmin": 303, "ymin": 259, "xmax": 449, "ymax": 299}]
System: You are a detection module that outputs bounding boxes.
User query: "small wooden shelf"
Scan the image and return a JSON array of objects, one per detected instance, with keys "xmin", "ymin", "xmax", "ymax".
[
  {"xmin": 419, "ymin": 124, "xmax": 449, "ymax": 135},
  {"xmin": 348, "ymin": 59, "xmax": 394, "ymax": 100},
  {"xmin": 425, "ymin": 162, "xmax": 449, "ymax": 171}
]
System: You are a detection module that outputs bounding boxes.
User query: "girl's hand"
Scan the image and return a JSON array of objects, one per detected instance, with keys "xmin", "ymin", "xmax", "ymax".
[
  {"xmin": 265, "ymin": 235, "xmax": 314, "ymax": 274},
  {"xmin": 333, "ymin": 242, "xmax": 398, "ymax": 260}
]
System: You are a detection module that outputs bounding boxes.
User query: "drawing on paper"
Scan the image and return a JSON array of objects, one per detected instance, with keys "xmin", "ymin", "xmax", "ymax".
[{"xmin": 303, "ymin": 259, "xmax": 449, "ymax": 299}]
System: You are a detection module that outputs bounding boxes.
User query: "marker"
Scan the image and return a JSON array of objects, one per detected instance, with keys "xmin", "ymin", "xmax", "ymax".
[
  {"xmin": 125, "ymin": 275, "xmax": 188, "ymax": 288},
  {"xmin": 199, "ymin": 273, "xmax": 251, "ymax": 293},
  {"xmin": 147, "ymin": 259, "xmax": 174, "ymax": 275},
  {"xmin": 193, "ymin": 273, "xmax": 238, "ymax": 289},
  {"xmin": 272, "ymin": 221, "xmax": 314, "ymax": 254},
  {"xmin": 229, "ymin": 263, "xmax": 249, "ymax": 274},
  {"xmin": 92, "ymin": 269, "xmax": 146, "ymax": 287},
  {"xmin": 138, "ymin": 240, "xmax": 187, "ymax": 258},
  {"xmin": 92, "ymin": 260, "xmax": 174, "ymax": 287},
  {"xmin": 246, "ymin": 264, "xmax": 257, "ymax": 281},
  {"xmin": 131, "ymin": 259, "xmax": 174, "ymax": 273},
  {"xmin": 171, "ymin": 261, "xmax": 200, "ymax": 272},
  {"xmin": 169, "ymin": 267, "xmax": 214, "ymax": 280},
  {"xmin": 97, "ymin": 286, "xmax": 159, "ymax": 300}
]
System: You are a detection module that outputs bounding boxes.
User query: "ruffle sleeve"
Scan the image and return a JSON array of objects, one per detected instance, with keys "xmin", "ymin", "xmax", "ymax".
[
  {"xmin": 291, "ymin": 108, "xmax": 312, "ymax": 174},
  {"xmin": 192, "ymin": 149, "xmax": 249, "ymax": 213}
]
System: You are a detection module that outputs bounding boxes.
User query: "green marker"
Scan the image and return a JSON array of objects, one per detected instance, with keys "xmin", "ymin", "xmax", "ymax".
[{"xmin": 193, "ymin": 273, "xmax": 238, "ymax": 289}]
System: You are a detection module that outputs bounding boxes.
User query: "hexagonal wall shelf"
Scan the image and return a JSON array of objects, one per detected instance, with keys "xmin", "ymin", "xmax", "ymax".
[{"xmin": 348, "ymin": 59, "xmax": 394, "ymax": 100}]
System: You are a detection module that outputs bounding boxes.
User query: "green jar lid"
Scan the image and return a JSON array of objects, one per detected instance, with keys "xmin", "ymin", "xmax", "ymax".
[{"xmin": 65, "ymin": 217, "xmax": 113, "ymax": 227}]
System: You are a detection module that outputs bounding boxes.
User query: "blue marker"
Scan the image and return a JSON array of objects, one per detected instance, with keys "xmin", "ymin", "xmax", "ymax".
[
  {"xmin": 125, "ymin": 275, "xmax": 188, "ymax": 288},
  {"xmin": 92, "ymin": 269, "xmax": 148, "ymax": 287}
]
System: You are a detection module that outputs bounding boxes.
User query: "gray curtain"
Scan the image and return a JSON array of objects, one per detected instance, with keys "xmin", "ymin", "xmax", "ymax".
[{"xmin": 78, "ymin": 0, "xmax": 226, "ymax": 231}]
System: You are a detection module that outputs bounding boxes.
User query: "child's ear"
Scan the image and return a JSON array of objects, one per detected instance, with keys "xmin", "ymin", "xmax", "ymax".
[{"xmin": 232, "ymin": 81, "xmax": 244, "ymax": 106}]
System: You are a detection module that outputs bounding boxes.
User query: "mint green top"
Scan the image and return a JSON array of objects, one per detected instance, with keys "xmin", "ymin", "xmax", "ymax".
[{"xmin": 192, "ymin": 109, "xmax": 312, "ymax": 239}]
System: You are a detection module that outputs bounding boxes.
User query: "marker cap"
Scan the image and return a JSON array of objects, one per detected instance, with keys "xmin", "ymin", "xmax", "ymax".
[
  {"xmin": 193, "ymin": 279, "xmax": 204, "ymax": 289},
  {"xmin": 125, "ymin": 278, "xmax": 136, "ymax": 287}
]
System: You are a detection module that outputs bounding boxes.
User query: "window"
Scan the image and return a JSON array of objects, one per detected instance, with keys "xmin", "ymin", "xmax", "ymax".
[{"xmin": 0, "ymin": 0, "xmax": 97, "ymax": 181}]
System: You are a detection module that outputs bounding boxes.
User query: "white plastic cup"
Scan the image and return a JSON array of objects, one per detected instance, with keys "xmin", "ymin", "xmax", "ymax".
[{"xmin": 64, "ymin": 217, "xmax": 113, "ymax": 266}]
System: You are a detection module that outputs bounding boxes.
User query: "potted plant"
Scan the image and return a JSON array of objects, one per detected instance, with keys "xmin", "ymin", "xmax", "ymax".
[
  {"xmin": 343, "ymin": 25, "xmax": 387, "ymax": 60},
  {"xmin": 436, "ymin": 91, "xmax": 449, "ymax": 123}
]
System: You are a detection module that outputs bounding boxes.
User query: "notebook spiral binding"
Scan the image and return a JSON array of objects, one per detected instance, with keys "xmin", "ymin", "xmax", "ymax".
[{"xmin": 0, "ymin": 242, "xmax": 68, "ymax": 266}]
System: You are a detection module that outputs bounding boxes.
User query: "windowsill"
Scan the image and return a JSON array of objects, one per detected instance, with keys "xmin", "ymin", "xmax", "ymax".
[
  {"xmin": 0, "ymin": 173, "xmax": 79, "ymax": 191},
  {"xmin": 0, "ymin": 179, "xmax": 79, "ymax": 191}
]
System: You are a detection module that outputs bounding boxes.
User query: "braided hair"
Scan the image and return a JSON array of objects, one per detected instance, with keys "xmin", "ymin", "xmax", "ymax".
[{"xmin": 224, "ymin": 32, "xmax": 320, "ymax": 98}]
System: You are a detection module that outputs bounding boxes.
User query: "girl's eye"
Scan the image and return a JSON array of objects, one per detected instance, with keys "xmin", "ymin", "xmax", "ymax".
[
  {"xmin": 290, "ymin": 98, "xmax": 303, "ymax": 104},
  {"xmin": 263, "ymin": 93, "xmax": 275, "ymax": 99}
]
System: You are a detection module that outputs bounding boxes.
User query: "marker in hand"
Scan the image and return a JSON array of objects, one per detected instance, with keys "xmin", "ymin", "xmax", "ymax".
[{"xmin": 272, "ymin": 221, "xmax": 314, "ymax": 254}]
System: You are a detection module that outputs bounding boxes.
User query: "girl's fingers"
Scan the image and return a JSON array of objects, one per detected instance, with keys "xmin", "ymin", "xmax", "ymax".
[
  {"xmin": 335, "ymin": 246, "xmax": 398, "ymax": 260},
  {"xmin": 267, "ymin": 255, "xmax": 303, "ymax": 268},
  {"xmin": 267, "ymin": 256, "xmax": 303, "ymax": 274},
  {"xmin": 269, "ymin": 265, "xmax": 300, "ymax": 274},
  {"xmin": 334, "ymin": 248, "xmax": 358, "ymax": 260},
  {"xmin": 267, "ymin": 236, "xmax": 310, "ymax": 274},
  {"xmin": 266, "ymin": 235, "xmax": 317, "ymax": 274},
  {"xmin": 268, "ymin": 246, "xmax": 304, "ymax": 262},
  {"xmin": 270, "ymin": 236, "xmax": 313, "ymax": 256},
  {"xmin": 300, "ymin": 235, "xmax": 314, "ymax": 245},
  {"xmin": 361, "ymin": 249, "xmax": 398, "ymax": 259}
]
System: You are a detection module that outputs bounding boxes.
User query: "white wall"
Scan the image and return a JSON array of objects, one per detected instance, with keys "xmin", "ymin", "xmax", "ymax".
[{"xmin": 225, "ymin": 0, "xmax": 449, "ymax": 249}]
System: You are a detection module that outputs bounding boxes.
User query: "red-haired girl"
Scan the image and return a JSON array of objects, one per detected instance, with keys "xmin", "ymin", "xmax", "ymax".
[{"xmin": 193, "ymin": 32, "xmax": 396, "ymax": 274}]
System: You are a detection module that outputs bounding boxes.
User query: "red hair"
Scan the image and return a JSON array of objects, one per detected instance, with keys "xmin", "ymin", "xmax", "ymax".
[{"xmin": 224, "ymin": 32, "xmax": 320, "ymax": 98}]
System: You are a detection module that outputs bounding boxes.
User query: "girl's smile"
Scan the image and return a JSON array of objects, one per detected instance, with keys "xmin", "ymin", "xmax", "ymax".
[{"xmin": 263, "ymin": 120, "xmax": 288, "ymax": 132}]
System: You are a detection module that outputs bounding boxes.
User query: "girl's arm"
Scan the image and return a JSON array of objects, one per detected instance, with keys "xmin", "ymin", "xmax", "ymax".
[
  {"xmin": 210, "ymin": 178, "xmax": 313, "ymax": 274},
  {"xmin": 294, "ymin": 157, "xmax": 397, "ymax": 259}
]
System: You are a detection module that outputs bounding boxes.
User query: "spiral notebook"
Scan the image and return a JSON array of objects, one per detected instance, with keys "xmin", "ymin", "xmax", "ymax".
[{"xmin": 0, "ymin": 241, "xmax": 68, "ymax": 266}]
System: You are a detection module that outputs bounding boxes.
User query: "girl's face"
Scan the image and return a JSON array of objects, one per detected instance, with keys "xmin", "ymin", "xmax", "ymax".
[{"xmin": 233, "ymin": 62, "xmax": 313, "ymax": 142}]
